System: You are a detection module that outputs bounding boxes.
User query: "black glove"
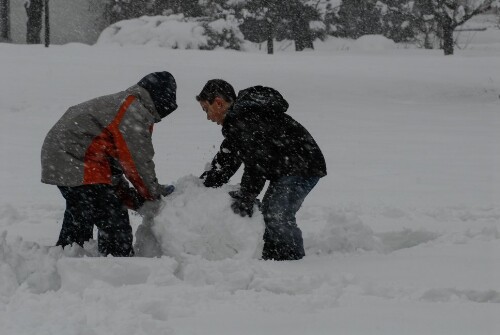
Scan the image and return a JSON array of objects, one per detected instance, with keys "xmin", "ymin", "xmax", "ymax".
[
  {"xmin": 160, "ymin": 184, "xmax": 175, "ymax": 197},
  {"xmin": 115, "ymin": 179, "xmax": 145, "ymax": 211},
  {"xmin": 229, "ymin": 190, "xmax": 255, "ymax": 217}
]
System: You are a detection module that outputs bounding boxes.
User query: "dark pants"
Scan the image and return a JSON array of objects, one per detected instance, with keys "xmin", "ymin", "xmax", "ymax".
[
  {"xmin": 261, "ymin": 176, "xmax": 320, "ymax": 261},
  {"xmin": 56, "ymin": 185, "xmax": 134, "ymax": 257}
]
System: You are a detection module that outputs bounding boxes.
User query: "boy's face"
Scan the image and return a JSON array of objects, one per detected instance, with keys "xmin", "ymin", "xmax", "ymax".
[{"xmin": 200, "ymin": 97, "xmax": 230, "ymax": 125}]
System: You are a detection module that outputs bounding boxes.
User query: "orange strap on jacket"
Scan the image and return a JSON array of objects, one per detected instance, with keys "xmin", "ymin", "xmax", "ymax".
[{"xmin": 83, "ymin": 95, "xmax": 154, "ymax": 200}]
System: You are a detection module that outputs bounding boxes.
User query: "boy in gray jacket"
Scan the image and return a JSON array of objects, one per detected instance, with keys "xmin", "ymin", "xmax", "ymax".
[{"xmin": 41, "ymin": 72, "xmax": 177, "ymax": 256}]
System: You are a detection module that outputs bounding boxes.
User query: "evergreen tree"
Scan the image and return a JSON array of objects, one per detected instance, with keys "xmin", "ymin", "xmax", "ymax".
[
  {"xmin": 237, "ymin": 0, "xmax": 280, "ymax": 54},
  {"xmin": 407, "ymin": 0, "xmax": 441, "ymax": 49},
  {"xmin": 237, "ymin": 0, "xmax": 319, "ymax": 53},
  {"xmin": 375, "ymin": 1, "xmax": 416, "ymax": 43},
  {"xmin": 286, "ymin": 0, "xmax": 318, "ymax": 51},
  {"xmin": 332, "ymin": 0, "xmax": 382, "ymax": 38},
  {"xmin": 104, "ymin": 0, "xmax": 202, "ymax": 24}
]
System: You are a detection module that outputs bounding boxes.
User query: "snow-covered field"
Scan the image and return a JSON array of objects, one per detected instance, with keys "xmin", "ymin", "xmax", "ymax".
[{"xmin": 1, "ymin": 38, "xmax": 500, "ymax": 334}]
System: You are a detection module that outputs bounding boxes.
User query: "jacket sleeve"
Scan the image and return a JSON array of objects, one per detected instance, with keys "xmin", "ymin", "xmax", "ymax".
[
  {"xmin": 112, "ymin": 97, "xmax": 162, "ymax": 200},
  {"xmin": 239, "ymin": 166, "xmax": 266, "ymax": 199},
  {"xmin": 202, "ymin": 138, "xmax": 242, "ymax": 188}
]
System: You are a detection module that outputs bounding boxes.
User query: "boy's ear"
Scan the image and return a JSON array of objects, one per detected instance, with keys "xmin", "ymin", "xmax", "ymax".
[{"xmin": 214, "ymin": 96, "xmax": 224, "ymax": 106}]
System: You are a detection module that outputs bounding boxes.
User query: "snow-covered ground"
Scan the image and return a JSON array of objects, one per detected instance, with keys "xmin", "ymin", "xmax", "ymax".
[{"xmin": 1, "ymin": 36, "xmax": 500, "ymax": 334}]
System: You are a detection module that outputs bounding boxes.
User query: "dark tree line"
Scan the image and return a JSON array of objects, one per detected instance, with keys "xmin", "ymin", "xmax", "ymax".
[
  {"xmin": 4, "ymin": 0, "xmax": 495, "ymax": 54},
  {"xmin": 104, "ymin": 0, "xmax": 318, "ymax": 54},
  {"xmin": 327, "ymin": 0, "xmax": 497, "ymax": 55},
  {"xmin": 104, "ymin": 0, "xmax": 497, "ymax": 55},
  {"xmin": 236, "ymin": 0, "xmax": 319, "ymax": 53}
]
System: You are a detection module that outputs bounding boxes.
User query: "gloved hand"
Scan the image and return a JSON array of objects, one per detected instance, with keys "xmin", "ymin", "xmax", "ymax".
[
  {"xmin": 229, "ymin": 190, "xmax": 255, "ymax": 217},
  {"xmin": 114, "ymin": 179, "xmax": 145, "ymax": 211},
  {"xmin": 160, "ymin": 184, "xmax": 175, "ymax": 197}
]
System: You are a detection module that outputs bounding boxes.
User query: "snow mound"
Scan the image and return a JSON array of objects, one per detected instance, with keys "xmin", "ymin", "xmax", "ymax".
[
  {"xmin": 0, "ymin": 232, "xmax": 101, "ymax": 299},
  {"xmin": 351, "ymin": 35, "xmax": 397, "ymax": 51},
  {"xmin": 151, "ymin": 175, "xmax": 265, "ymax": 261},
  {"xmin": 96, "ymin": 14, "xmax": 244, "ymax": 50},
  {"xmin": 97, "ymin": 14, "xmax": 208, "ymax": 49},
  {"xmin": 179, "ymin": 258, "xmax": 266, "ymax": 292},
  {"xmin": 0, "ymin": 233, "xmax": 61, "ymax": 299},
  {"xmin": 57, "ymin": 256, "xmax": 179, "ymax": 293},
  {"xmin": 455, "ymin": 28, "xmax": 500, "ymax": 51}
]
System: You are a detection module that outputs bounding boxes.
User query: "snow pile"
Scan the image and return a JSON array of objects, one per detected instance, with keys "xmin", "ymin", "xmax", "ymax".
[
  {"xmin": 95, "ymin": 14, "xmax": 401, "ymax": 53},
  {"xmin": 96, "ymin": 14, "xmax": 244, "ymax": 50},
  {"xmin": 351, "ymin": 34, "xmax": 398, "ymax": 51},
  {"xmin": 150, "ymin": 176, "xmax": 265, "ymax": 261},
  {"xmin": 97, "ymin": 14, "xmax": 207, "ymax": 49},
  {"xmin": 0, "ymin": 233, "xmax": 61, "ymax": 298},
  {"xmin": 179, "ymin": 257, "xmax": 266, "ymax": 291},
  {"xmin": 57, "ymin": 256, "xmax": 180, "ymax": 293},
  {"xmin": 0, "ymin": 232, "xmax": 106, "ymax": 300},
  {"xmin": 244, "ymin": 35, "xmax": 405, "ymax": 53},
  {"xmin": 455, "ymin": 28, "xmax": 500, "ymax": 50}
]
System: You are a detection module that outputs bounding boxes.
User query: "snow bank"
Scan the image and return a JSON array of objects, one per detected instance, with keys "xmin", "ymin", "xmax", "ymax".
[
  {"xmin": 2, "ymin": 202, "xmax": 499, "ymax": 334},
  {"xmin": 96, "ymin": 14, "xmax": 500, "ymax": 53},
  {"xmin": 150, "ymin": 176, "xmax": 265, "ymax": 261},
  {"xmin": 57, "ymin": 256, "xmax": 180, "ymax": 293},
  {"xmin": 97, "ymin": 14, "xmax": 208, "ymax": 49},
  {"xmin": 0, "ymin": 233, "xmax": 60, "ymax": 299},
  {"xmin": 96, "ymin": 14, "xmax": 244, "ymax": 50},
  {"xmin": 351, "ymin": 35, "xmax": 398, "ymax": 51},
  {"xmin": 455, "ymin": 28, "xmax": 500, "ymax": 51},
  {"xmin": 0, "ymin": 232, "xmax": 100, "ymax": 299},
  {"xmin": 95, "ymin": 14, "xmax": 402, "ymax": 53}
]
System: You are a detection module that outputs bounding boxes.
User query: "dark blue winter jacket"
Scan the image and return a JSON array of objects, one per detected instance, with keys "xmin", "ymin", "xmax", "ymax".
[{"xmin": 203, "ymin": 86, "xmax": 327, "ymax": 196}]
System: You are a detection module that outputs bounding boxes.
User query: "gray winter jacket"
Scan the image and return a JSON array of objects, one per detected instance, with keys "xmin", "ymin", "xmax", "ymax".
[{"xmin": 41, "ymin": 85, "xmax": 163, "ymax": 200}]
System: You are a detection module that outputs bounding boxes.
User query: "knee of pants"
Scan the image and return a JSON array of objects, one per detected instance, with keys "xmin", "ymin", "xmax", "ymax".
[{"xmin": 264, "ymin": 207, "xmax": 297, "ymax": 227}]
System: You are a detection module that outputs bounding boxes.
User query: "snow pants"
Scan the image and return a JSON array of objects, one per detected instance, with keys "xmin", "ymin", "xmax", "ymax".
[
  {"xmin": 261, "ymin": 176, "xmax": 320, "ymax": 261},
  {"xmin": 56, "ymin": 185, "xmax": 134, "ymax": 256}
]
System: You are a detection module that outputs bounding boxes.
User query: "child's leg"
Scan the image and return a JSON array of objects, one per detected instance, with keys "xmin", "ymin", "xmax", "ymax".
[
  {"xmin": 261, "ymin": 176, "xmax": 319, "ymax": 260},
  {"xmin": 56, "ymin": 186, "xmax": 95, "ymax": 248}
]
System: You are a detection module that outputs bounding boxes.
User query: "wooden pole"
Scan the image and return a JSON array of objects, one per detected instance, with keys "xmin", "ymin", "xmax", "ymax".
[
  {"xmin": 44, "ymin": 0, "xmax": 49, "ymax": 47},
  {"xmin": 0, "ymin": 0, "xmax": 10, "ymax": 42}
]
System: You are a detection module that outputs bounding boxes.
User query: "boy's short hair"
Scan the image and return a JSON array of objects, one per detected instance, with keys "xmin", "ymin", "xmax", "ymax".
[{"xmin": 196, "ymin": 79, "xmax": 236, "ymax": 104}]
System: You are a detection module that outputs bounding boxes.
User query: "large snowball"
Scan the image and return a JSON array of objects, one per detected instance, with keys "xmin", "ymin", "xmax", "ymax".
[{"xmin": 138, "ymin": 176, "xmax": 265, "ymax": 261}]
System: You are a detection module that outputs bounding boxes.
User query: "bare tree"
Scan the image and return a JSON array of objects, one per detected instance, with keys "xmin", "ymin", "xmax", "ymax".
[
  {"xmin": 421, "ymin": 0, "xmax": 496, "ymax": 55},
  {"xmin": 25, "ymin": 0, "xmax": 44, "ymax": 44}
]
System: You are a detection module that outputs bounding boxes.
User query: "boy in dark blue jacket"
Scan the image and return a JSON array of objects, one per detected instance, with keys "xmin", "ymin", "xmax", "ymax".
[{"xmin": 197, "ymin": 79, "xmax": 327, "ymax": 261}]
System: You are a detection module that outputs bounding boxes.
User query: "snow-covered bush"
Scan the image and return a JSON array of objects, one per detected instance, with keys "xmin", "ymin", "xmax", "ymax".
[
  {"xmin": 204, "ymin": 17, "xmax": 245, "ymax": 50},
  {"xmin": 96, "ymin": 14, "xmax": 245, "ymax": 50}
]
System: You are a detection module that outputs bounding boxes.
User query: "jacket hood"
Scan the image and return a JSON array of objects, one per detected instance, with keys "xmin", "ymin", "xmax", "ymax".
[
  {"xmin": 137, "ymin": 71, "xmax": 177, "ymax": 119},
  {"xmin": 126, "ymin": 85, "xmax": 162, "ymax": 123},
  {"xmin": 233, "ymin": 86, "xmax": 289, "ymax": 114}
]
